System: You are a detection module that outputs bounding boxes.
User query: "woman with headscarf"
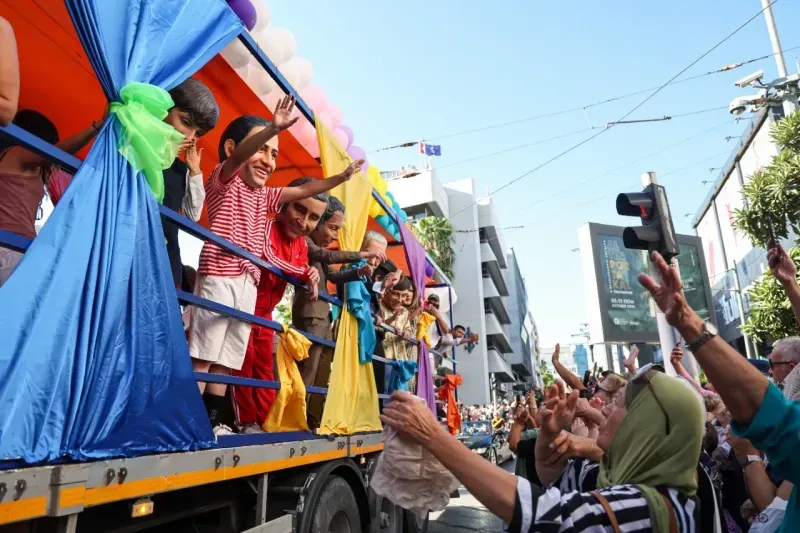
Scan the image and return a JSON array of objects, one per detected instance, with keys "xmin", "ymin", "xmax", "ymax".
[{"xmin": 380, "ymin": 364, "xmax": 705, "ymax": 532}]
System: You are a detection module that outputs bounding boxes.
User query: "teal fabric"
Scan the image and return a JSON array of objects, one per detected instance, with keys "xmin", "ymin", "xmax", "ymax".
[
  {"xmin": 341, "ymin": 260, "xmax": 376, "ymax": 364},
  {"xmin": 732, "ymin": 382, "xmax": 800, "ymax": 533},
  {"xmin": 388, "ymin": 360, "xmax": 417, "ymax": 393}
]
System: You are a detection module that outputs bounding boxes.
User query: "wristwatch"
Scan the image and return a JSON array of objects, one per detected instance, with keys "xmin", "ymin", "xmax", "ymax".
[
  {"xmin": 738, "ymin": 455, "xmax": 763, "ymax": 467},
  {"xmin": 686, "ymin": 321, "xmax": 718, "ymax": 352}
]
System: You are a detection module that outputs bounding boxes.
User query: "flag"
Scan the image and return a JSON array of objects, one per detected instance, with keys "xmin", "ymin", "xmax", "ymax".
[{"xmin": 419, "ymin": 142, "xmax": 442, "ymax": 156}]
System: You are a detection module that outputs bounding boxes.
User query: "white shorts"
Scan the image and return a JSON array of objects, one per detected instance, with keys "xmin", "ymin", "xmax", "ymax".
[{"xmin": 188, "ymin": 273, "xmax": 257, "ymax": 371}]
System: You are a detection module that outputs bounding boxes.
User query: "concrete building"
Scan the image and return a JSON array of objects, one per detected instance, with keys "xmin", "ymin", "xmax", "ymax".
[
  {"xmin": 388, "ymin": 165, "xmax": 529, "ymax": 405},
  {"xmin": 506, "ymin": 248, "xmax": 538, "ymax": 392}
]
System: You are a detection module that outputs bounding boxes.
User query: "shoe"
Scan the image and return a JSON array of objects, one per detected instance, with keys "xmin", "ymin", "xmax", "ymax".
[
  {"xmin": 240, "ymin": 423, "xmax": 266, "ymax": 434},
  {"xmin": 213, "ymin": 423, "xmax": 235, "ymax": 437}
]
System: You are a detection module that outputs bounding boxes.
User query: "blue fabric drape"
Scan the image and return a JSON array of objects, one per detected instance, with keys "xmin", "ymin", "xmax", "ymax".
[
  {"xmin": 388, "ymin": 360, "xmax": 417, "ymax": 394},
  {"xmin": 341, "ymin": 260, "xmax": 376, "ymax": 364},
  {"xmin": 0, "ymin": 0, "xmax": 242, "ymax": 463}
]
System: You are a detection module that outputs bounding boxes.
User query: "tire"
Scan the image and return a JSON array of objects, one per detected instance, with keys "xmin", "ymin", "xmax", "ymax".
[
  {"xmin": 368, "ymin": 490, "xmax": 403, "ymax": 533},
  {"xmin": 488, "ymin": 448, "xmax": 498, "ymax": 465},
  {"xmin": 402, "ymin": 510, "xmax": 429, "ymax": 533},
  {"xmin": 310, "ymin": 476, "xmax": 363, "ymax": 533}
]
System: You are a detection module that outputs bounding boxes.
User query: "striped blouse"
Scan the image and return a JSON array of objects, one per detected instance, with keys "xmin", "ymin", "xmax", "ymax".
[{"xmin": 508, "ymin": 458, "xmax": 699, "ymax": 532}]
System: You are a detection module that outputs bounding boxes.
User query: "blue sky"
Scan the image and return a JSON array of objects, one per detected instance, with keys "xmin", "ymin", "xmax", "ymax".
[{"xmin": 269, "ymin": 1, "xmax": 799, "ymax": 348}]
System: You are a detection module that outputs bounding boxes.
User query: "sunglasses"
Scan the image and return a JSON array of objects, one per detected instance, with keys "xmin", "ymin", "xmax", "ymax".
[{"xmin": 769, "ymin": 360, "xmax": 794, "ymax": 369}]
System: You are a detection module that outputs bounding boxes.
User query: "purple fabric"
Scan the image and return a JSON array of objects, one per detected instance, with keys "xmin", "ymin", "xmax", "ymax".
[
  {"xmin": 397, "ymin": 223, "xmax": 435, "ymax": 413},
  {"xmin": 416, "ymin": 342, "xmax": 437, "ymax": 415},
  {"xmin": 399, "ymin": 223, "xmax": 426, "ymax": 307}
]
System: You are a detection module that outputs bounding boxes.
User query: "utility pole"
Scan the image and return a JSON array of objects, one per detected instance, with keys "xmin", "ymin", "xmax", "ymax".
[{"xmin": 761, "ymin": 0, "xmax": 798, "ymax": 113}]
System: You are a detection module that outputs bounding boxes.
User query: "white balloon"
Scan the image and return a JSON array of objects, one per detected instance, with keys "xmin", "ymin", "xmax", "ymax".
[
  {"xmin": 220, "ymin": 39, "xmax": 251, "ymax": 69},
  {"xmin": 255, "ymin": 26, "xmax": 297, "ymax": 66},
  {"xmin": 252, "ymin": 1, "xmax": 270, "ymax": 34},
  {"xmin": 279, "ymin": 57, "xmax": 313, "ymax": 91},
  {"xmin": 246, "ymin": 66, "xmax": 279, "ymax": 96},
  {"xmin": 234, "ymin": 62, "xmax": 250, "ymax": 80}
]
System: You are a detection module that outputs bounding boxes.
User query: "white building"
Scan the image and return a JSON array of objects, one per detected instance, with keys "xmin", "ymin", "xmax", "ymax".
[{"xmin": 388, "ymin": 165, "xmax": 528, "ymax": 405}]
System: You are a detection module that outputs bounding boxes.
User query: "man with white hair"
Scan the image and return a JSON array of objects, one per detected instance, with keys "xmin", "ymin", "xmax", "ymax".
[{"xmin": 769, "ymin": 337, "xmax": 800, "ymax": 388}]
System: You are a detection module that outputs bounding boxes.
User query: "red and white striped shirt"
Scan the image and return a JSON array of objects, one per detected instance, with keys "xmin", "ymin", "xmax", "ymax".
[{"xmin": 198, "ymin": 164, "xmax": 283, "ymax": 285}]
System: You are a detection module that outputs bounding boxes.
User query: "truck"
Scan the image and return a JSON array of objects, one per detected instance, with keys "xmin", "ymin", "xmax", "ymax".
[{"xmin": 0, "ymin": 1, "xmax": 459, "ymax": 531}]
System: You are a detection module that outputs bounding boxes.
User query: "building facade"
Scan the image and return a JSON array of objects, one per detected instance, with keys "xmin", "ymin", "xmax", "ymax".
[
  {"xmin": 506, "ymin": 248, "xmax": 539, "ymax": 392},
  {"xmin": 388, "ymin": 165, "xmax": 536, "ymax": 405}
]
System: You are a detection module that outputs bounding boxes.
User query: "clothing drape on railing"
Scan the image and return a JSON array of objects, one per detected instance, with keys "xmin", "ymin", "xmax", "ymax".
[
  {"xmin": 416, "ymin": 311, "xmax": 436, "ymax": 346},
  {"xmin": 317, "ymin": 123, "xmax": 381, "ymax": 434},
  {"xmin": 0, "ymin": 0, "xmax": 241, "ymax": 462},
  {"xmin": 264, "ymin": 326, "xmax": 310, "ymax": 432},
  {"xmin": 388, "ymin": 360, "xmax": 418, "ymax": 394},
  {"xmin": 438, "ymin": 374, "xmax": 463, "ymax": 436},
  {"xmin": 340, "ymin": 259, "xmax": 376, "ymax": 363}
]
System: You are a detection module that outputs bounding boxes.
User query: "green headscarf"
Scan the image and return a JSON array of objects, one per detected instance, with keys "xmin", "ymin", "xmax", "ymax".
[{"xmin": 597, "ymin": 371, "xmax": 704, "ymax": 533}]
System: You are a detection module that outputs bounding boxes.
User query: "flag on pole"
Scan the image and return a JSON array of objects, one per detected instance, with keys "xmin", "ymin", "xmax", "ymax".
[{"xmin": 419, "ymin": 142, "xmax": 442, "ymax": 156}]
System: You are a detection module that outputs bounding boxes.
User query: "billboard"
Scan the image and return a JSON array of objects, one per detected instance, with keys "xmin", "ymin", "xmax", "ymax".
[{"xmin": 579, "ymin": 223, "xmax": 714, "ymax": 344}]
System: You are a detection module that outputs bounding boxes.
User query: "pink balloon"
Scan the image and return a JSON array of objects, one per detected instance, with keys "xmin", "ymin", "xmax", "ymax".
[
  {"xmin": 327, "ymin": 103, "xmax": 343, "ymax": 129},
  {"xmin": 318, "ymin": 111, "xmax": 333, "ymax": 131},
  {"xmin": 290, "ymin": 120, "xmax": 316, "ymax": 146},
  {"xmin": 332, "ymin": 128, "xmax": 349, "ymax": 149},
  {"xmin": 305, "ymin": 140, "xmax": 320, "ymax": 158},
  {"xmin": 346, "ymin": 145, "xmax": 368, "ymax": 171},
  {"xmin": 339, "ymin": 125, "xmax": 354, "ymax": 146},
  {"xmin": 299, "ymin": 85, "xmax": 327, "ymax": 114}
]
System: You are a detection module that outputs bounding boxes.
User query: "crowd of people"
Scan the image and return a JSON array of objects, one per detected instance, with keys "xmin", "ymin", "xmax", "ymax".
[{"xmin": 382, "ymin": 249, "xmax": 800, "ymax": 532}]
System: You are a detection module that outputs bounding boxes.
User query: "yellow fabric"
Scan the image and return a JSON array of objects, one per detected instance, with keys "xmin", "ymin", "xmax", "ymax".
[
  {"xmin": 416, "ymin": 312, "xmax": 437, "ymax": 347},
  {"xmin": 263, "ymin": 325, "xmax": 311, "ymax": 432},
  {"xmin": 317, "ymin": 121, "xmax": 382, "ymax": 435}
]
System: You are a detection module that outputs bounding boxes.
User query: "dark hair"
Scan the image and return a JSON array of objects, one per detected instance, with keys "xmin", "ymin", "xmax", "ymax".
[
  {"xmin": 217, "ymin": 115, "xmax": 271, "ymax": 162},
  {"xmin": 453, "ymin": 324, "xmax": 466, "ymax": 332},
  {"xmin": 427, "ymin": 293, "xmax": 440, "ymax": 303},
  {"xmin": 319, "ymin": 195, "xmax": 344, "ymax": 224},
  {"xmin": 181, "ymin": 265, "xmax": 197, "ymax": 294},
  {"xmin": 169, "ymin": 78, "xmax": 219, "ymax": 136},
  {"xmin": 286, "ymin": 176, "xmax": 329, "ymax": 204},
  {"xmin": 393, "ymin": 276, "xmax": 413, "ymax": 292},
  {"xmin": 0, "ymin": 110, "xmax": 60, "ymax": 182}
]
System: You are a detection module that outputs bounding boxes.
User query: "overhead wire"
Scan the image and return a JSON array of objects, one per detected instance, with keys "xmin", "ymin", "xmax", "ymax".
[{"xmin": 445, "ymin": 1, "xmax": 776, "ymax": 221}]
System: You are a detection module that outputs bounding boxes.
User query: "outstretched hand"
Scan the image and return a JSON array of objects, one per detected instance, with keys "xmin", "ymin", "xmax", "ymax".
[
  {"xmin": 537, "ymin": 380, "xmax": 579, "ymax": 438},
  {"xmin": 768, "ymin": 243, "xmax": 797, "ymax": 287},
  {"xmin": 638, "ymin": 252, "xmax": 692, "ymax": 329},
  {"xmin": 670, "ymin": 343, "xmax": 683, "ymax": 366},
  {"xmin": 341, "ymin": 159, "xmax": 365, "ymax": 180},
  {"xmin": 551, "ymin": 343, "xmax": 560, "ymax": 364},
  {"xmin": 272, "ymin": 94, "xmax": 299, "ymax": 131},
  {"xmin": 624, "ymin": 345, "xmax": 639, "ymax": 371}
]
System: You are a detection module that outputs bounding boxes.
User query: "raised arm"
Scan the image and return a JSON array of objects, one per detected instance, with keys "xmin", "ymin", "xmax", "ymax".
[
  {"xmin": 670, "ymin": 344, "xmax": 709, "ymax": 397},
  {"xmin": 0, "ymin": 17, "xmax": 19, "ymax": 126},
  {"xmin": 508, "ymin": 404, "xmax": 530, "ymax": 453},
  {"xmin": 15, "ymin": 120, "xmax": 103, "ymax": 170},
  {"xmin": 768, "ymin": 243, "xmax": 800, "ymax": 328},
  {"xmin": 639, "ymin": 252, "xmax": 768, "ymax": 425},
  {"xmin": 551, "ymin": 344, "xmax": 585, "ymax": 391},
  {"xmin": 278, "ymin": 158, "xmax": 363, "ymax": 205}
]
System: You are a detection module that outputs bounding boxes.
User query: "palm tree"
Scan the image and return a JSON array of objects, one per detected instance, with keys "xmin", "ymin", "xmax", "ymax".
[{"xmin": 411, "ymin": 216, "xmax": 455, "ymax": 280}]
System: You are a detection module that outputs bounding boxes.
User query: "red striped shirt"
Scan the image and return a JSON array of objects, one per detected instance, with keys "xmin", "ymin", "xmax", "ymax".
[{"xmin": 198, "ymin": 164, "xmax": 283, "ymax": 284}]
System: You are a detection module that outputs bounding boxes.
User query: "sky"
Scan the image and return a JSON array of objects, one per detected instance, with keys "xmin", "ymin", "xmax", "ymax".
[{"xmin": 268, "ymin": 0, "xmax": 800, "ymax": 348}]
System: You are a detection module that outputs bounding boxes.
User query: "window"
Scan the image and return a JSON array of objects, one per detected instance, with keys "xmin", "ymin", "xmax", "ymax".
[
  {"xmin": 482, "ymin": 264, "xmax": 489, "ymax": 278},
  {"xmin": 479, "ymin": 228, "xmax": 488, "ymax": 243}
]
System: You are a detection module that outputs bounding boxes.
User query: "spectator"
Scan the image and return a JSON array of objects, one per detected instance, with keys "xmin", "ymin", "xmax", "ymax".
[
  {"xmin": 768, "ymin": 337, "xmax": 800, "ymax": 388},
  {"xmin": 0, "ymin": 17, "xmax": 18, "ymax": 126}
]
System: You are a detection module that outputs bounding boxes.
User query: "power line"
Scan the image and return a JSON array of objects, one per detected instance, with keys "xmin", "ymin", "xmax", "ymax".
[{"xmin": 446, "ymin": 2, "xmax": 775, "ymax": 221}]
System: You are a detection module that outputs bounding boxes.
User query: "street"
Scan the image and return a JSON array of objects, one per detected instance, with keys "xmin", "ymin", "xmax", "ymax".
[{"xmin": 427, "ymin": 459, "xmax": 514, "ymax": 532}]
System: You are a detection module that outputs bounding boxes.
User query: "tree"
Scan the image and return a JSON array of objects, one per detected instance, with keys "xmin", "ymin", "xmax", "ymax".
[
  {"xmin": 733, "ymin": 111, "xmax": 800, "ymax": 342},
  {"xmin": 411, "ymin": 216, "xmax": 455, "ymax": 280},
  {"xmin": 540, "ymin": 364, "xmax": 556, "ymax": 388},
  {"xmin": 273, "ymin": 285, "xmax": 294, "ymax": 326}
]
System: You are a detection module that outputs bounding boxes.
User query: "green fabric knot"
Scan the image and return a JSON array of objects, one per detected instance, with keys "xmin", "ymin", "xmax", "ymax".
[{"xmin": 110, "ymin": 82, "xmax": 184, "ymax": 203}]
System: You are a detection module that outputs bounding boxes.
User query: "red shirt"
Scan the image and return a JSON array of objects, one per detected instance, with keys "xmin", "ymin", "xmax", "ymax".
[
  {"xmin": 0, "ymin": 172, "xmax": 44, "ymax": 239},
  {"xmin": 198, "ymin": 164, "xmax": 283, "ymax": 285},
  {"xmin": 255, "ymin": 218, "xmax": 310, "ymax": 318}
]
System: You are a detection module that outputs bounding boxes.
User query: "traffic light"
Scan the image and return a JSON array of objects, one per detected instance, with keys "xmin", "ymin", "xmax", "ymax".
[{"xmin": 616, "ymin": 183, "xmax": 679, "ymax": 260}]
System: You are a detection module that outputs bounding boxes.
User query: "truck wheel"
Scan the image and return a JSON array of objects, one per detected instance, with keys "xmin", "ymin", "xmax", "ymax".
[
  {"xmin": 369, "ymin": 491, "xmax": 403, "ymax": 533},
  {"xmin": 402, "ymin": 510, "xmax": 429, "ymax": 533},
  {"xmin": 310, "ymin": 476, "xmax": 363, "ymax": 533}
]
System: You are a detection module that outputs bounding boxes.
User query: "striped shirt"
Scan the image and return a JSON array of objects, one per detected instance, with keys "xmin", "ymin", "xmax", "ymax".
[
  {"xmin": 509, "ymin": 458, "xmax": 699, "ymax": 532},
  {"xmin": 197, "ymin": 164, "xmax": 283, "ymax": 285}
]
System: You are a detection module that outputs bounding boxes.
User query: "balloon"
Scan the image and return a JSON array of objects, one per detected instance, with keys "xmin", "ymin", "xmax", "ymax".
[
  {"xmin": 346, "ymin": 145, "xmax": 368, "ymax": 171},
  {"xmin": 279, "ymin": 57, "xmax": 313, "ymax": 91},
  {"xmin": 332, "ymin": 128, "xmax": 349, "ymax": 149},
  {"xmin": 369, "ymin": 201, "xmax": 382, "ymax": 219},
  {"xmin": 375, "ymin": 214, "xmax": 390, "ymax": 229},
  {"xmin": 261, "ymin": 90, "xmax": 285, "ymax": 111},
  {"xmin": 425, "ymin": 262, "xmax": 435, "ymax": 278},
  {"xmin": 300, "ymin": 85, "xmax": 327, "ymax": 114},
  {"xmin": 304, "ymin": 139, "xmax": 320, "ymax": 158},
  {"xmin": 327, "ymin": 103, "xmax": 343, "ymax": 130},
  {"xmin": 386, "ymin": 191, "xmax": 396, "ymax": 202},
  {"xmin": 228, "ymin": 0, "xmax": 257, "ymax": 30},
  {"xmin": 246, "ymin": 67, "xmax": 279, "ymax": 96},
  {"xmin": 398, "ymin": 210, "xmax": 408, "ymax": 223},
  {"xmin": 367, "ymin": 165, "xmax": 382, "ymax": 186},
  {"xmin": 373, "ymin": 176, "xmax": 388, "ymax": 196},
  {"xmin": 290, "ymin": 120, "xmax": 316, "ymax": 146},
  {"xmin": 220, "ymin": 39, "xmax": 251, "ymax": 69},
  {"xmin": 252, "ymin": 0, "xmax": 270, "ymax": 33},
  {"xmin": 233, "ymin": 62, "xmax": 250, "ymax": 80},
  {"xmin": 318, "ymin": 111, "xmax": 334, "ymax": 131},
  {"xmin": 339, "ymin": 125, "xmax": 354, "ymax": 147},
  {"xmin": 255, "ymin": 26, "xmax": 297, "ymax": 65}
]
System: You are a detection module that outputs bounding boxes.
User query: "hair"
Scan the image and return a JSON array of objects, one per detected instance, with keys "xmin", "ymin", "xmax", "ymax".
[
  {"xmin": 0, "ymin": 110, "xmax": 60, "ymax": 183},
  {"xmin": 319, "ymin": 195, "xmax": 344, "ymax": 224},
  {"xmin": 772, "ymin": 337, "xmax": 800, "ymax": 363},
  {"xmin": 181, "ymin": 265, "xmax": 197, "ymax": 295},
  {"xmin": 427, "ymin": 293, "xmax": 440, "ymax": 303},
  {"xmin": 703, "ymin": 394, "xmax": 724, "ymax": 415},
  {"xmin": 286, "ymin": 176, "xmax": 329, "ymax": 204},
  {"xmin": 600, "ymin": 370, "xmax": 612, "ymax": 379},
  {"xmin": 453, "ymin": 324, "xmax": 466, "ymax": 332},
  {"xmin": 600, "ymin": 372, "xmax": 626, "ymax": 402},
  {"xmin": 582, "ymin": 370, "xmax": 591, "ymax": 387},
  {"xmin": 393, "ymin": 276, "xmax": 412, "ymax": 292},
  {"xmin": 168, "ymin": 78, "xmax": 219, "ymax": 135},
  {"xmin": 361, "ymin": 230, "xmax": 387, "ymax": 249},
  {"xmin": 217, "ymin": 115, "xmax": 271, "ymax": 162},
  {"xmin": 703, "ymin": 420, "xmax": 719, "ymax": 455}
]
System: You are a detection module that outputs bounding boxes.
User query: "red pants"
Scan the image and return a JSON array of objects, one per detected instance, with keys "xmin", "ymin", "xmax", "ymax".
[{"xmin": 232, "ymin": 326, "xmax": 277, "ymax": 425}]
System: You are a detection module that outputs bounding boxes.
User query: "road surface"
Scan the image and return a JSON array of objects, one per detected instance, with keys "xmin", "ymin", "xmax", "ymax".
[{"xmin": 427, "ymin": 459, "xmax": 514, "ymax": 532}]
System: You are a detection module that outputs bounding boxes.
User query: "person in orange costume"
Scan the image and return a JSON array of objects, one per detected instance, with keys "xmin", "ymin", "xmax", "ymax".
[{"xmin": 438, "ymin": 374, "xmax": 463, "ymax": 436}]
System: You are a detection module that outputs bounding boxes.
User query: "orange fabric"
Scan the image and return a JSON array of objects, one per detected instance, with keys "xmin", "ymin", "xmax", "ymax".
[{"xmin": 437, "ymin": 374, "xmax": 463, "ymax": 436}]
